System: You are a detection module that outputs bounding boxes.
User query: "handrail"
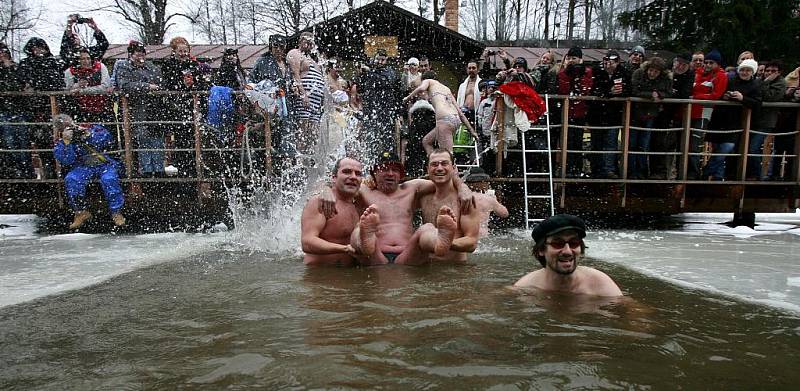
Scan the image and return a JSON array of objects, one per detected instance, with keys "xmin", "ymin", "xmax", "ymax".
[{"xmin": 1, "ymin": 90, "xmax": 799, "ymax": 186}]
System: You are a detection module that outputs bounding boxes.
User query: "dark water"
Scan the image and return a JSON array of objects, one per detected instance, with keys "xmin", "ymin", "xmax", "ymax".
[{"xmin": 1, "ymin": 239, "xmax": 799, "ymax": 390}]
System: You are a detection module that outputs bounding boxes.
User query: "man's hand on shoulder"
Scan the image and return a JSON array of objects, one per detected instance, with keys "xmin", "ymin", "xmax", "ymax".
[{"xmin": 318, "ymin": 188, "xmax": 337, "ymax": 219}]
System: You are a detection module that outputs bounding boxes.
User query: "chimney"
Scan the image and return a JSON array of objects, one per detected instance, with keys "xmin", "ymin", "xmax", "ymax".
[{"xmin": 444, "ymin": 0, "xmax": 459, "ymax": 32}]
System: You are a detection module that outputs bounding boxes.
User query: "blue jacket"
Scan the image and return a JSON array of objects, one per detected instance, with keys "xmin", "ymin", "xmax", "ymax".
[{"xmin": 54, "ymin": 124, "xmax": 116, "ymax": 167}]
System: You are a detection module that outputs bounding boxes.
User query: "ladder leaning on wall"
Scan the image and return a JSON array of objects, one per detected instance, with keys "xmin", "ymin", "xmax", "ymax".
[{"xmin": 520, "ymin": 96, "xmax": 555, "ymax": 230}]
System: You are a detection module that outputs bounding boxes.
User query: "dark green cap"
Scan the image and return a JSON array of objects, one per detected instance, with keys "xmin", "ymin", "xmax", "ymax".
[{"xmin": 531, "ymin": 214, "xmax": 586, "ymax": 243}]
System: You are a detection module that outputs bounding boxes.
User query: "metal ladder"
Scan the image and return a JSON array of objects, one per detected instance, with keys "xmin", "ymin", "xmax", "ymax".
[
  {"xmin": 520, "ymin": 96, "xmax": 555, "ymax": 230},
  {"xmin": 453, "ymin": 126, "xmax": 482, "ymax": 173}
]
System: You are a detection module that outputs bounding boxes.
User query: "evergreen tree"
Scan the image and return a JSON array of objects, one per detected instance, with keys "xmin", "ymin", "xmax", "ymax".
[{"xmin": 620, "ymin": 0, "xmax": 800, "ymax": 66}]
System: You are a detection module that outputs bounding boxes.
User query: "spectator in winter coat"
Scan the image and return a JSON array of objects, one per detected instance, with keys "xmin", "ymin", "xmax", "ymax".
[
  {"xmin": 650, "ymin": 53, "xmax": 694, "ymax": 179},
  {"xmin": 0, "ymin": 42, "xmax": 32, "ymax": 178},
  {"xmin": 556, "ymin": 46, "xmax": 596, "ymax": 177},
  {"xmin": 748, "ymin": 61, "xmax": 787, "ymax": 180},
  {"xmin": 688, "ymin": 49, "xmax": 728, "ymax": 179},
  {"xmin": 115, "ymin": 41, "xmax": 164, "ymax": 177},
  {"xmin": 17, "ymin": 37, "xmax": 65, "ymax": 179},
  {"xmin": 588, "ymin": 50, "xmax": 631, "ymax": 178},
  {"xmin": 215, "ymin": 48, "xmax": 247, "ymax": 90},
  {"xmin": 64, "ymin": 46, "xmax": 112, "ymax": 122},
  {"xmin": 705, "ymin": 59, "xmax": 761, "ymax": 181},
  {"xmin": 160, "ymin": 37, "xmax": 203, "ymax": 176},
  {"xmin": 625, "ymin": 45, "xmax": 645, "ymax": 73},
  {"xmin": 630, "ymin": 57, "xmax": 673, "ymax": 179}
]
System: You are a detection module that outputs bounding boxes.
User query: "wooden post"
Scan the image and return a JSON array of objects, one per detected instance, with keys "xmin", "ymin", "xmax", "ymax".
[
  {"xmin": 49, "ymin": 95, "xmax": 64, "ymax": 207},
  {"xmin": 193, "ymin": 93, "xmax": 204, "ymax": 181},
  {"xmin": 263, "ymin": 111, "xmax": 273, "ymax": 175},
  {"xmin": 121, "ymin": 96, "xmax": 134, "ymax": 179},
  {"xmin": 793, "ymin": 107, "xmax": 800, "ymax": 183},
  {"xmin": 620, "ymin": 99, "xmax": 631, "ymax": 207},
  {"xmin": 494, "ymin": 97, "xmax": 505, "ymax": 176},
  {"xmin": 621, "ymin": 99, "xmax": 632, "ymax": 181},
  {"xmin": 560, "ymin": 96, "xmax": 569, "ymax": 179},
  {"xmin": 679, "ymin": 102, "xmax": 692, "ymax": 180},
  {"xmin": 738, "ymin": 108, "xmax": 752, "ymax": 181}
]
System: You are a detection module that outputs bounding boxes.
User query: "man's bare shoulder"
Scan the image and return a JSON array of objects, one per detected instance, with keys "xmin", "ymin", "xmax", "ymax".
[
  {"xmin": 576, "ymin": 266, "xmax": 623, "ymax": 297},
  {"xmin": 513, "ymin": 269, "xmax": 543, "ymax": 288}
]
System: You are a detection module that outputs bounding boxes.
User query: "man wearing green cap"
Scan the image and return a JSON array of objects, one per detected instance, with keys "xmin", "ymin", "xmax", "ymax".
[{"xmin": 514, "ymin": 214, "xmax": 622, "ymax": 296}]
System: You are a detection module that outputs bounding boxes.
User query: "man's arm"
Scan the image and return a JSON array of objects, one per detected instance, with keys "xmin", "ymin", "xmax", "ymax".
[
  {"xmin": 491, "ymin": 198, "xmax": 509, "ymax": 218},
  {"xmin": 450, "ymin": 209, "xmax": 480, "ymax": 253},
  {"xmin": 300, "ymin": 196, "xmax": 354, "ymax": 255}
]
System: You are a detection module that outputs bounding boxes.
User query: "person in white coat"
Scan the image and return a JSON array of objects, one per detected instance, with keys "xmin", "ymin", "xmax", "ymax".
[{"xmin": 456, "ymin": 59, "xmax": 481, "ymax": 125}]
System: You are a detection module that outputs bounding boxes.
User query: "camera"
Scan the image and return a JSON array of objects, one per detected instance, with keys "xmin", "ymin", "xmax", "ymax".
[
  {"xmin": 71, "ymin": 14, "xmax": 90, "ymax": 24},
  {"xmin": 485, "ymin": 50, "xmax": 497, "ymax": 56}
]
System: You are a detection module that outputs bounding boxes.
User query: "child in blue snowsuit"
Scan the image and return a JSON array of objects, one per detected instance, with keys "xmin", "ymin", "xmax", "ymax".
[{"xmin": 54, "ymin": 120, "xmax": 125, "ymax": 229}]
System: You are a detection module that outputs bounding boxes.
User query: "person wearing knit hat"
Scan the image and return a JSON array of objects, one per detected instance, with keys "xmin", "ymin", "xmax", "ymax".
[
  {"xmin": 704, "ymin": 52, "xmax": 761, "ymax": 181},
  {"xmin": 626, "ymin": 45, "xmax": 645, "ymax": 72},
  {"xmin": 686, "ymin": 48, "xmax": 728, "ymax": 179},
  {"xmin": 514, "ymin": 214, "xmax": 622, "ymax": 296},
  {"xmin": 704, "ymin": 49, "xmax": 723, "ymax": 66},
  {"xmin": 738, "ymin": 58, "xmax": 758, "ymax": 74},
  {"xmin": 557, "ymin": 46, "xmax": 591, "ymax": 177}
]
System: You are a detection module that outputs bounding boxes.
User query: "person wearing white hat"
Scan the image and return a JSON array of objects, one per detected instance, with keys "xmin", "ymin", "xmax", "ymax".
[
  {"xmin": 402, "ymin": 57, "xmax": 421, "ymax": 91},
  {"xmin": 704, "ymin": 58, "xmax": 762, "ymax": 180}
]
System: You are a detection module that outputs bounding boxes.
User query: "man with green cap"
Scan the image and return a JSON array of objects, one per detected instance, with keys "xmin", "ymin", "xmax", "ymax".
[{"xmin": 514, "ymin": 214, "xmax": 622, "ymax": 296}]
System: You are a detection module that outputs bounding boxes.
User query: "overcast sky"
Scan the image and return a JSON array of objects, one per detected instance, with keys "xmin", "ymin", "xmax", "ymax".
[{"xmin": 26, "ymin": 0, "xmax": 196, "ymax": 55}]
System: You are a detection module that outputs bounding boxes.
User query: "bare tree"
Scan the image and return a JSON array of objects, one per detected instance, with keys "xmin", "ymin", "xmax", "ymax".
[
  {"xmin": 90, "ymin": 0, "xmax": 196, "ymax": 44},
  {"xmin": 1, "ymin": 0, "xmax": 42, "ymax": 56}
]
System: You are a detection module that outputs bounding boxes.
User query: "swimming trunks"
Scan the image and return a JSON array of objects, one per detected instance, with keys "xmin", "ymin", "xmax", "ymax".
[
  {"xmin": 437, "ymin": 113, "xmax": 460, "ymax": 128},
  {"xmin": 383, "ymin": 252, "xmax": 399, "ymax": 264}
]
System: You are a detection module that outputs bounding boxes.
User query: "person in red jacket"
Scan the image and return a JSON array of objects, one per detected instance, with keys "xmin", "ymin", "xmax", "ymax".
[
  {"xmin": 688, "ymin": 49, "xmax": 728, "ymax": 179},
  {"xmin": 556, "ymin": 46, "xmax": 595, "ymax": 177}
]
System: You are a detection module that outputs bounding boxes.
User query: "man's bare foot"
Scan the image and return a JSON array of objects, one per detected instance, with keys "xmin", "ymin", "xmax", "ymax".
[
  {"xmin": 434, "ymin": 206, "xmax": 457, "ymax": 256},
  {"xmin": 358, "ymin": 204, "xmax": 380, "ymax": 256}
]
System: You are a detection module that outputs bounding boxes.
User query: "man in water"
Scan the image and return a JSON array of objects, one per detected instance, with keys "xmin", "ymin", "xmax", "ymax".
[
  {"xmin": 373, "ymin": 149, "xmax": 480, "ymax": 265},
  {"xmin": 403, "ymin": 72, "xmax": 478, "ymax": 155},
  {"xmin": 514, "ymin": 214, "xmax": 622, "ymax": 296},
  {"xmin": 300, "ymin": 157, "xmax": 364, "ymax": 266},
  {"xmin": 321, "ymin": 151, "xmax": 473, "ymax": 265},
  {"xmin": 464, "ymin": 167, "xmax": 508, "ymax": 237}
]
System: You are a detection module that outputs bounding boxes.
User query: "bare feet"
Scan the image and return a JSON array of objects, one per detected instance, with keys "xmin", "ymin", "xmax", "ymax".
[
  {"xmin": 358, "ymin": 204, "xmax": 380, "ymax": 257},
  {"xmin": 434, "ymin": 206, "xmax": 457, "ymax": 256}
]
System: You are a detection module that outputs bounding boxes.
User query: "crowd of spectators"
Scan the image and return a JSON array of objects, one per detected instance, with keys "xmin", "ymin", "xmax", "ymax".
[
  {"xmin": 482, "ymin": 45, "xmax": 799, "ymax": 181},
  {"xmin": 1, "ymin": 14, "xmax": 800, "ymax": 188}
]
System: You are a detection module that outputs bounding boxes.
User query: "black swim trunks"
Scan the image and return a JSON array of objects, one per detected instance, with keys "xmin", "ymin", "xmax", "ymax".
[{"xmin": 383, "ymin": 252, "xmax": 399, "ymax": 264}]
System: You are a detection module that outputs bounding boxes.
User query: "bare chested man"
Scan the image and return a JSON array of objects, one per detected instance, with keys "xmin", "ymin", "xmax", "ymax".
[
  {"xmin": 403, "ymin": 72, "xmax": 478, "ymax": 155},
  {"xmin": 300, "ymin": 157, "xmax": 364, "ymax": 266},
  {"xmin": 514, "ymin": 214, "xmax": 622, "ymax": 296},
  {"xmin": 370, "ymin": 149, "xmax": 481, "ymax": 265},
  {"xmin": 321, "ymin": 151, "xmax": 473, "ymax": 265},
  {"xmin": 464, "ymin": 167, "xmax": 509, "ymax": 237}
]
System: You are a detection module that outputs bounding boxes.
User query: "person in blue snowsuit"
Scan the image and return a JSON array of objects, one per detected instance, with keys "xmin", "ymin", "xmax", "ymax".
[{"xmin": 53, "ymin": 114, "xmax": 125, "ymax": 229}]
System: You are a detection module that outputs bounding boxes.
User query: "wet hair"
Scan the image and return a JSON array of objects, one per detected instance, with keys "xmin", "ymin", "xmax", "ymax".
[
  {"xmin": 531, "ymin": 230, "xmax": 587, "ymax": 267},
  {"xmin": 419, "ymin": 55, "xmax": 429, "ymax": 63},
  {"xmin": 169, "ymin": 36, "xmax": 190, "ymax": 51},
  {"xmin": 76, "ymin": 46, "xmax": 91, "ymax": 56},
  {"xmin": 332, "ymin": 156, "xmax": 360, "ymax": 176},
  {"xmin": 299, "ymin": 32, "xmax": 315, "ymax": 44},
  {"xmin": 428, "ymin": 148, "xmax": 453, "ymax": 163},
  {"xmin": 421, "ymin": 70, "xmax": 437, "ymax": 80}
]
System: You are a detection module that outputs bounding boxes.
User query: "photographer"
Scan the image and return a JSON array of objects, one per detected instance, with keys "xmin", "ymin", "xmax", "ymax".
[
  {"xmin": 53, "ymin": 114, "xmax": 125, "ymax": 229},
  {"xmin": 61, "ymin": 14, "xmax": 109, "ymax": 69},
  {"xmin": 64, "ymin": 46, "xmax": 112, "ymax": 122}
]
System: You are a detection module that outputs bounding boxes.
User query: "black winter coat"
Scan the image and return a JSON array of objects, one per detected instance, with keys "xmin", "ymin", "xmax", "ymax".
[{"xmin": 707, "ymin": 76, "xmax": 762, "ymax": 144}]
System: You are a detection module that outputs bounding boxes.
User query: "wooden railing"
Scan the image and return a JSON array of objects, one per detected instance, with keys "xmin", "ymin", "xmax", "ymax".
[{"xmin": 1, "ymin": 91, "xmax": 799, "ymax": 186}]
